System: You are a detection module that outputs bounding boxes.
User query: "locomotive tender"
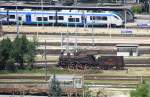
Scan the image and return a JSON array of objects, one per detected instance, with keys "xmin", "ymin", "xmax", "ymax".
[{"xmin": 0, "ymin": 8, "xmax": 124, "ymax": 27}]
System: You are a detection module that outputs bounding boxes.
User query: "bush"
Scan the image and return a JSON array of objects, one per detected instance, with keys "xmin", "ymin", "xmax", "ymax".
[{"xmin": 131, "ymin": 5, "xmax": 142, "ymax": 13}]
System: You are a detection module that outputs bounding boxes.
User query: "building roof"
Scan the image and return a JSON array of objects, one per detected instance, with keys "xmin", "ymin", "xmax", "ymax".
[
  {"xmin": 0, "ymin": 3, "xmax": 129, "ymax": 10},
  {"xmin": 116, "ymin": 44, "xmax": 139, "ymax": 47}
]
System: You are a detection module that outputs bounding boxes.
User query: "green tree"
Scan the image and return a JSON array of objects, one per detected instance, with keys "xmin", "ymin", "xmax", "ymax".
[
  {"xmin": 0, "ymin": 38, "xmax": 14, "ymax": 70},
  {"xmin": 26, "ymin": 37, "xmax": 38, "ymax": 69},
  {"xmin": 13, "ymin": 36, "xmax": 24, "ymax": 69},
  {"xmin": 49, "ymin": 74, "xmax": 62, "ymax": 97},
  {"xmin": 130, "ymin": 81, "xmax": 149, "ymax": 97},
  {"xmin": 13, "ymin": 35, "xmax": 37, "ymax": 69},
  {"xmin": 131, "ymin": 5, "xmax": 142, "ymax": 14},
  {"xmin": 0, "ymin": 35, "xmax": 37, "ymax": 71}
]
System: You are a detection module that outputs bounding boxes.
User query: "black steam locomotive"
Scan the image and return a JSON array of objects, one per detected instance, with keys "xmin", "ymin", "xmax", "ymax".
[{"xmin": 57, "ymin": 51, "xmax": 124, "ymax": 70}]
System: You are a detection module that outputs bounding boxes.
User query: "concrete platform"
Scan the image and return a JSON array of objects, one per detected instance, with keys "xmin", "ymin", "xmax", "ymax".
[{"xmin": 2, "ymin": 25, "xmax": 150, "ymax": 35}]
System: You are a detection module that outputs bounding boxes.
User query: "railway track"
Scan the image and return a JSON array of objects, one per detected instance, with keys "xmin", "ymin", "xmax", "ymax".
[
  {"xmin": 36, "ymin": 48, "xmax": 150, "ymax": 55},
  {"xmin": 1, "ymin": 33, "xmax": 150, "ymax": 67},
  {"xmin": 0, "ymin": 75, "xmax": 148, "ymax": 82},
  {"xmin": 2, "ymin": 31, "xmax": 150, "ymax": 37},
  {"xmin": 0, "ymin": 75, "xmax": 147, "ymax": 80},
  {"xmin": 31, "ymin": 62, "xmax": 150, "ymax": 68},
  {"xmin": 0, "ymin": 75, "xmax": 147, "ymax": 94}
]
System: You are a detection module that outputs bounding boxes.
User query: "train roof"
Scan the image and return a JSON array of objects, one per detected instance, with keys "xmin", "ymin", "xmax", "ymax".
[{"xmin": 0, "ymin": 9, "xmax": 120, "ymax": 16}]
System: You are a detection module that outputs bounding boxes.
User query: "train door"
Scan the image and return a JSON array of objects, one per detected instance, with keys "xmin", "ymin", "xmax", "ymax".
[{"xmin": 26, "ymin": 14, "xmax": 31, "ymax": 24}]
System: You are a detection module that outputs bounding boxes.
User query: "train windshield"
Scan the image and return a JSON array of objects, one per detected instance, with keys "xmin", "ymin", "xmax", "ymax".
[{"xmin": 113, "ymin": 15, "xmax": 119, "ymax": 19}]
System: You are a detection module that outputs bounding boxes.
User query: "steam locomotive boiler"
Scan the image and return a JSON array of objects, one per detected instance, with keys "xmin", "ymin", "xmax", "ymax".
[{"xmin": 58, "ymin": 52, "xmax": 97, "ymax": 69}]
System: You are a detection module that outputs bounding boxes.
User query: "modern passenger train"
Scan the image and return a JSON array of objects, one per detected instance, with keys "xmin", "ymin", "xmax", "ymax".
[{"xmin": 0, "ymin": 8, "xmax": 124, "ymax": 27}]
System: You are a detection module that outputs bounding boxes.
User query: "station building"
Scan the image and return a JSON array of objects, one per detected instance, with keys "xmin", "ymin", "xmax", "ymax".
[{"xmin": 116, "ymin": 44, "xmax": 139, "ymax": 56}]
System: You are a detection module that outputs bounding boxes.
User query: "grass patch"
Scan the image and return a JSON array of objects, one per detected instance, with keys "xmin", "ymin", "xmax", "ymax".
[
  {"xmin": 0, "ymin": 67, "xmax": 150, "ymax": 76},
  {"xmin": 145, "ymin": 79, "xmax": 150, "ymax": 96},
  {"xmin": 0, "ymin": 69, "xmax": 45, "ymax": 75},
  {"xmin": 0, "ymin": 67, "xmax": 102, "ymax": 76}
]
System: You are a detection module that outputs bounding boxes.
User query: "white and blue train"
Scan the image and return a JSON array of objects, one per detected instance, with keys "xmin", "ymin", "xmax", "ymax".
[{"xmin": 0, "ymin": 8, "xmax": 124, "ymax": 27}]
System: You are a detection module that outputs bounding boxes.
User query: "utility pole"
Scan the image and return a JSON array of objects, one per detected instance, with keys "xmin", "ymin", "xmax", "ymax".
[
  {"xmin": 83, "ymin": 11, "xmax": 86, "ymax": 30},
  {"xmin": 66, "ymin": 19, "xmax": 69, "ymax": 53},
  {"xmin": 36, "ymin": 10, "xmax": 39, "ymax": 38},
  {"xmin": 74, "ymin": 18, "xmax": 78, "ymax": 52},
  {"xmin": 61, "ymin": 31, "xmax": 64, "ymax": 53},
  {"xmin": 41, "ymin": 0, "xmax": 44, "ymax": 29},
  {"xmin": 91, "ymin": 16, "xmax": 95, "ymax": 47},
  {"xmin": 74, "ymin": 0, "xmax": 77, "ymax": 6},
  {"xmin": 44, "ymin": 40, "xmax": 48, "ymax": 81},
  {"xmin": 16, "ymin": 0, "xmax": 19, "ymax": 36},
  {"xmin": 124, "ymin": 0, "xmax": 127, "ymax": 29},
  {"xmin": 123, "ymin": 0, "xmax": 126, "ymax": 4},
  {"xmin": 149, "ymin": 0, "xmax": 150, "ymax": 24},
  {"xmin": 73, "ymin": 1, "xmax": 78, "ymax": 52}
]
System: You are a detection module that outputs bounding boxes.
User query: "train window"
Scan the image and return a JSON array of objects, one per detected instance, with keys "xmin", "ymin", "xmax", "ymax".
[
  {"xmin": 43, "ymin": 17, "xmax": 48, "ymax": 21},
  {"xmin": 68, "ymin": 18, "xmax": 79, "ymax": 22},
  {"xmin": 93, "ymin": 17, "xmax": 96, "ymax": 20},
  {"xmin": 68, "ymin": 18, "xmax": 74, "ymax": 22},
  {"xmin": 96, "ymin": 16, "xmax": 101, "ymax": 20},
  {"xmin": 9, "ymin": 15, "xmax": 15, "ymax": 19},
  {"xmin": 58, "ymin": 16, "xmax": 64, "ymax": 20},
  {"xmin": 75, "ymin": 18, "xmax": 79, "ymax": 22},
  {"xmin": 90, "ymin": 16, "xmax": 96, "ymax": 20},
  {"xmin": 90, "ymin": 16, "xmax": 101, "ymax": 20},
  {"xmin": 37, "ymin": 17, "xmax": 42, "ymax": 21},
  {"xmin": 18, "ymin": 17, "xmax": 22, "ymax": 21},
  {"xmin": 49, "ymin": 16, "xmax": 55, "ymax": 20},
  {"xmin": 102, "ymin": 17, "xmax": 107, "ymax": 20},
  {"xmin": 90, "ymin": 16, "xmax": 92, "ymax": 20}
]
